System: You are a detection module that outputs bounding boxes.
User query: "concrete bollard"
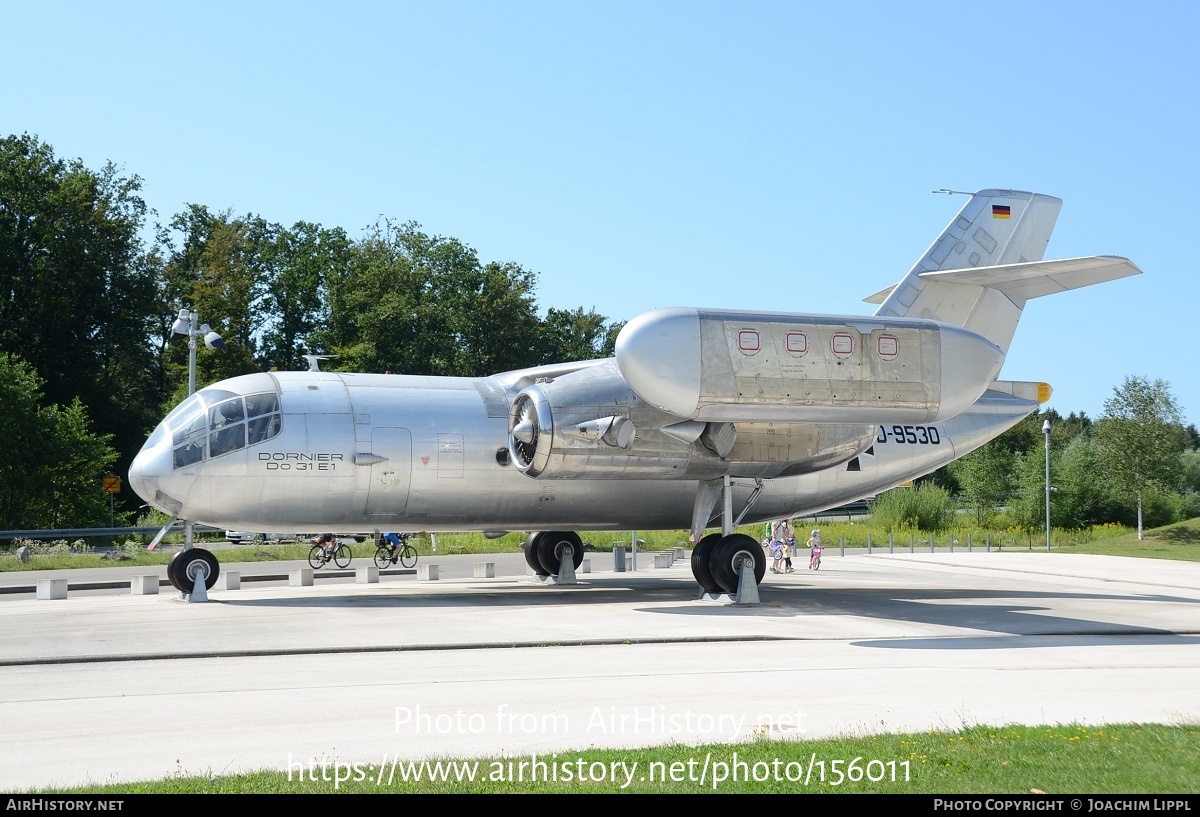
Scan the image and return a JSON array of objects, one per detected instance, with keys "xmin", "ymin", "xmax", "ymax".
[
  {"xmin": 356, "ymin": 566, "xmax": 379, "ymax": 584},
  {"xmin": 289, "ymin": 568, "xmax": 314, "ymax": 587},
  {"xmin": 216, "ymin": 572, "xmax": 241, "ymax": 590},
  {"xmin": 473, "ymin": 562, "xmax": 495, "ymax": 578},
  {"xmin": 130, "ymin": 575, "xmax": 159, "ymax": 595},
  {"xmin": 653, "ymin": 552, "xmax": 673, "ymax": 568},
  {"xmin": 36, "ymin": 579, "xmax": 68, "ymax": 600},
  {"xmin": 579, "ymin": 558, "xmax": 591, "ymax": 574},
  {"xmin": 418, "ymin": 564, "xmax": 439, "ymax": 581}
]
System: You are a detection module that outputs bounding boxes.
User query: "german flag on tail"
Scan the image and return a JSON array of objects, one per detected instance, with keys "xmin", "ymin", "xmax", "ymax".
[{"xmin": 992, "ymin": 204, "xmax": 1011, "ymax": 219}]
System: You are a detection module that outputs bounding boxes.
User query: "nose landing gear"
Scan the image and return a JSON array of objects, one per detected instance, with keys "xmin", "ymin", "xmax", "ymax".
[{"xmin": 167, "ymin": 548, "xmax": 220, "ymax": 601}]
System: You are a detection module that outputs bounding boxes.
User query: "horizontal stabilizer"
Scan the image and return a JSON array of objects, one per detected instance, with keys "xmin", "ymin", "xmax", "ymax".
[
  {"xmin": 862, "ymin": 283, "xmax": 896, "ymax": 304},
  {"xmin": 865, "ymin": 256, "xmax": 1140, "ymax": 304},
  {"xmin": 916, "ymin": 255, "xmax": 1140, "ymax": 302}
]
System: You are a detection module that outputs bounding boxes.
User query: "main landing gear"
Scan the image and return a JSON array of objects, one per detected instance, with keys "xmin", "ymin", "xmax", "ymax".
[
  {"xmin": 690, "ymin": 532, "xmax": 766, "ymax": 595},
  {"xmin": 524, "ymin": 531, "xmax": 585, "ymax": 583},
  {"xmin": 687, "ymin": 474, "xmax": 767, "ymax": 602}
]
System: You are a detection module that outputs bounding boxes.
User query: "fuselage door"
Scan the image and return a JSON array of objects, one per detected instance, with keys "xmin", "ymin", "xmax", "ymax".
[{"xmin": 366, "ymin": 427, "xmax": 412, "ymax": 516}]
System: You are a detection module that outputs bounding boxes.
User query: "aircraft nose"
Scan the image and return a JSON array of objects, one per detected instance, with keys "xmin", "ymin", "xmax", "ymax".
[{"xmin": 129, "ymin": 431, "xmax": 182, "ymax": 514}]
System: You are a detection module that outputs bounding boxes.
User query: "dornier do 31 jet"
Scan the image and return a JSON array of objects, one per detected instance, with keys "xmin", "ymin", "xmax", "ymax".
[{"xmin": 129, "ymin": 189, "xmax": 1140, "ymax": 596}]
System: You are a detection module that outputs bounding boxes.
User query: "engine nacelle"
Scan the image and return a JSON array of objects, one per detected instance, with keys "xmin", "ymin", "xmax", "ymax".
[
  {"xmin": 507, "ymin": 363, "xmax": 729, "ymax": 480},
  {"xmin": 506, "ymin": 361, "xmax": 876, "ymax": 480}
]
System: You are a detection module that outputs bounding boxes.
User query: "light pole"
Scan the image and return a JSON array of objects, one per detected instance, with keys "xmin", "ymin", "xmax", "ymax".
[
  {"xmin": 168, "ymin": 308, "xmax": 225, "ymax": 550},
  {"xmin": 170, "ymin": 307, "xmax": 226, "ymax": 395},
  {"xmin": 1042, "ymin": 418, "xmax": 1051, "ymax": 551}
]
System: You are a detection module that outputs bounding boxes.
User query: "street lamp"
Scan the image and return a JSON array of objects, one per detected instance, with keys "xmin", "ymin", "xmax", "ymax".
[
  {"xmin": 1042, "ymin": 418, "xmax": 1051, "ymax": 551},
  {"xmin": 169, "ymin": 307, "xmax": 225, "ymax": 554},
  {"xmin": 171, "ymin": 308, "xmax": 226, "ymax": 395}
]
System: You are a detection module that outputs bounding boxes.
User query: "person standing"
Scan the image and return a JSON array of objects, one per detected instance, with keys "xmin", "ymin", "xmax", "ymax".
[{"xmin": 780, "ymin": 518, "xmax": 795, "ymax": 573}]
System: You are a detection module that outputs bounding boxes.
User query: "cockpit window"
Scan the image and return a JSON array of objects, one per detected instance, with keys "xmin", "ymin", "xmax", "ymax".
[
  {"xmin": 210, "ymin": 398, "xmax": 245, "ymax": 426},
  {"xmin": 172, "ymin": 410, "xmax": 206, "ymax": 448},
  {"xmin": 161, "ymin": 393, "xmax": 204, "ymax": 431},
  {"xmin": 246, "ymin": 392, "xmax": 279, "ymax": 417},
  {"xmin": 168, "ymin": 390, "xmax": 282, "ymax": 468}
]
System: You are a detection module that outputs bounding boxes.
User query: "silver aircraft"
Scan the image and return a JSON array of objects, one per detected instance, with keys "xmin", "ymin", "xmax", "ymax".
[{"xmin": 129, "ymin": 189, "xmax": 1140, "ymax": 595}]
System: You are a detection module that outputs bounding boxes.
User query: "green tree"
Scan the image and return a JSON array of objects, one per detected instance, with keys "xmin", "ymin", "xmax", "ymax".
[
  {"xmin": 0, "ymin": 133, "xmax": 161, "ymax": 474},
  {"xmin": 539, "ymin": 307, "xmax": 624, "ymax": 363},
  {"xmin": 252, "ymin": 219, "xmax": 352, "ymax": 372},
  {"xmin": 1093, "ymin": 376, "xmax": 1186, "ymax": 539},
  {"xmin": 324, "ymin": 220, "xmax": 545, "ymax": 376},
  {"xmin": 950, "ymin": 443, "xmax": 1017, "ymax": 525},
  {"xmin": 1005, "ymin": 447, "xmax": 1055, "ymax": 539},
  {"xmin": 1052, "ymin": 433, "xmax": 1126, "ymax": 530},
  {"xmin": 0, "ymin": 356, "xmax": 118, "ymax": 529},
  {"xmin": 158, "ymin": 205, "xmax": 266, "ymax": 400}
]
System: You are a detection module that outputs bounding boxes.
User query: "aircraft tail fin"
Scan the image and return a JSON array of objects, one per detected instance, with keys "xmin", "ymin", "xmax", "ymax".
[{"xmin": 867, "ymin": 189, "xmax": 1126, "ymax": 355}]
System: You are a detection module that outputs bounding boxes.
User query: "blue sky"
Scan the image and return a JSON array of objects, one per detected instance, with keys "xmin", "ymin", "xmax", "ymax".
[{"xmin": 5, "ymin": 1, "xmax": 1197, "ymax": 422}]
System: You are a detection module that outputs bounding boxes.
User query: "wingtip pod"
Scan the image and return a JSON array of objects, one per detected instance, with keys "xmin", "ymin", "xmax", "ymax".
[
  {"xmin": 617, "ymin": 307, "xmax": 1003, "ymax": 424},
  {"xmin": 614, "ymin": 307, "xmax": 703, "ymax": 417}
]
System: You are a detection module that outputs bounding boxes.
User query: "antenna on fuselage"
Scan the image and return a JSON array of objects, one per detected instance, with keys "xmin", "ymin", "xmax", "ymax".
[{"xmin": 303, "ymin": 354, "xmax": 338, "ymax": 372}]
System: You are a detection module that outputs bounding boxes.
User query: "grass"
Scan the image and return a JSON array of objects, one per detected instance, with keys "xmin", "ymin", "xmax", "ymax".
[
  {"xmin": 25, "ymin": 723, "xmax": 1200, "ymax": 793},
  {"xmin": 4, "ymin": 518, "xmax": 1200, "ymax": 570},
  {"xmin": 1045, "ymin": 517, "xmax": 1200, "ymax": 561}
]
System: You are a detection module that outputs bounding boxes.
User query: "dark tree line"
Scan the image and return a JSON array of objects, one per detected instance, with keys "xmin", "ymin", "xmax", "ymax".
[
  {"xmin": 932, "ymin": 378, "xmax": 1199, "ymax": 535},
  {"xmin": 0, "ymin": 134, "xmax": 621, "ymax": 528}
]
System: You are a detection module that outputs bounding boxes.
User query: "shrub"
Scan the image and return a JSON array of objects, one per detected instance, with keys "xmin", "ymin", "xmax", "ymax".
[{"xmin": 869, "ymin": 483, "xmax": 957, "ymax": 532}]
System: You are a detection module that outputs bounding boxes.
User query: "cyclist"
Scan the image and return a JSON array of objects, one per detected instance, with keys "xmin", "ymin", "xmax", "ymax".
[
  {"xmin": 380, "ymin": 532, "xmax": 406, "ymax": 564},
  {"xmin": 313, "ymin": 532, "xmax": 337, "ymax": 559},
  {"xmin": 808, "ymin": 529, "xmax": 823, "ymax": 570}
]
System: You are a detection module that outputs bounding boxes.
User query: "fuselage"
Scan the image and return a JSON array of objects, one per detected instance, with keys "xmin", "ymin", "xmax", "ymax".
[{"xmin": 128, "ymin": 368, "xmax": 1039, "ymax": 533}]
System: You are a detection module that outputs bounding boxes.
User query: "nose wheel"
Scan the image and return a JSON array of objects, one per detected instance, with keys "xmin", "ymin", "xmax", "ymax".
[{"xmin": 167, "ymin": 548, "xmax": 220, "ymax": 595}]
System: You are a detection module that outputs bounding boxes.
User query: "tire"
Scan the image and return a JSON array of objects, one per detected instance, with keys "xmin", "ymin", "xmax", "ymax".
[
  {"xmin": 374, "ymin": 546, "xmax": 393, "ymax": 570},
  {"xmin": 712, "ymin": 533, "xmax": 766, "ymax": 594},
  {"xmin": 535, "ymin": 531, "xmax": 583, "ymax": 575},
  {"xmin": 334, "ymin": 544, "xmax": 352, "ymax": 568},
  {"xmin": 523, "ymin": 534, "xmax": 547, "ymax": 576},
  {"xmin": 399, "ymin": 545, "xmax": 418, "ymax": 569},
  {"xmin": 168, "ymin": 548, "xmax": 220, "ymax": 592},
  {"xmin": 308, "ymin": 545, "xmax": 327, "ymax": 569},
  {"xmin": 167, "ymin": 551, "xmax": 188, "ymax": 591},
  {"xmin": 690, "ymin": 533, "xmax": 724, "ymax": 594}
]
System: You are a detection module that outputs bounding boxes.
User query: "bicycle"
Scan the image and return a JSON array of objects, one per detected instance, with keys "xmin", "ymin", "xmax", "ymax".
[
  {"xmin": 374, "ymin": 533, "xmax": 418, "ymax": 569},
  {"xmin": 308, "ymin": 539, "xmax": 352, "ymax": 569}
]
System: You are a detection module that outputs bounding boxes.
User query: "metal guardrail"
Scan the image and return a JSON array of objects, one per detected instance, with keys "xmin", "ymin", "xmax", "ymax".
[{"xmin": 1, "ymin": 524, "xmax": 222, "ymax": 540}]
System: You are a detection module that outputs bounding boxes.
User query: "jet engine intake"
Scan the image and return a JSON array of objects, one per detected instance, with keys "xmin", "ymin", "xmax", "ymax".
[
  {"xmin": 506, "ymin": 364, "xmax": 729, "ymax": 480},
  {"xmin": 509, "ymin": 387, "xmax": 553, "ymax": 476}
]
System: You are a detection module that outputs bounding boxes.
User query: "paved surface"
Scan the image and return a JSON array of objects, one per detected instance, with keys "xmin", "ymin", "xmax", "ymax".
[{"xmin": 1, "ymin": 551, "xmax": 1198, "ymax": 790}]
